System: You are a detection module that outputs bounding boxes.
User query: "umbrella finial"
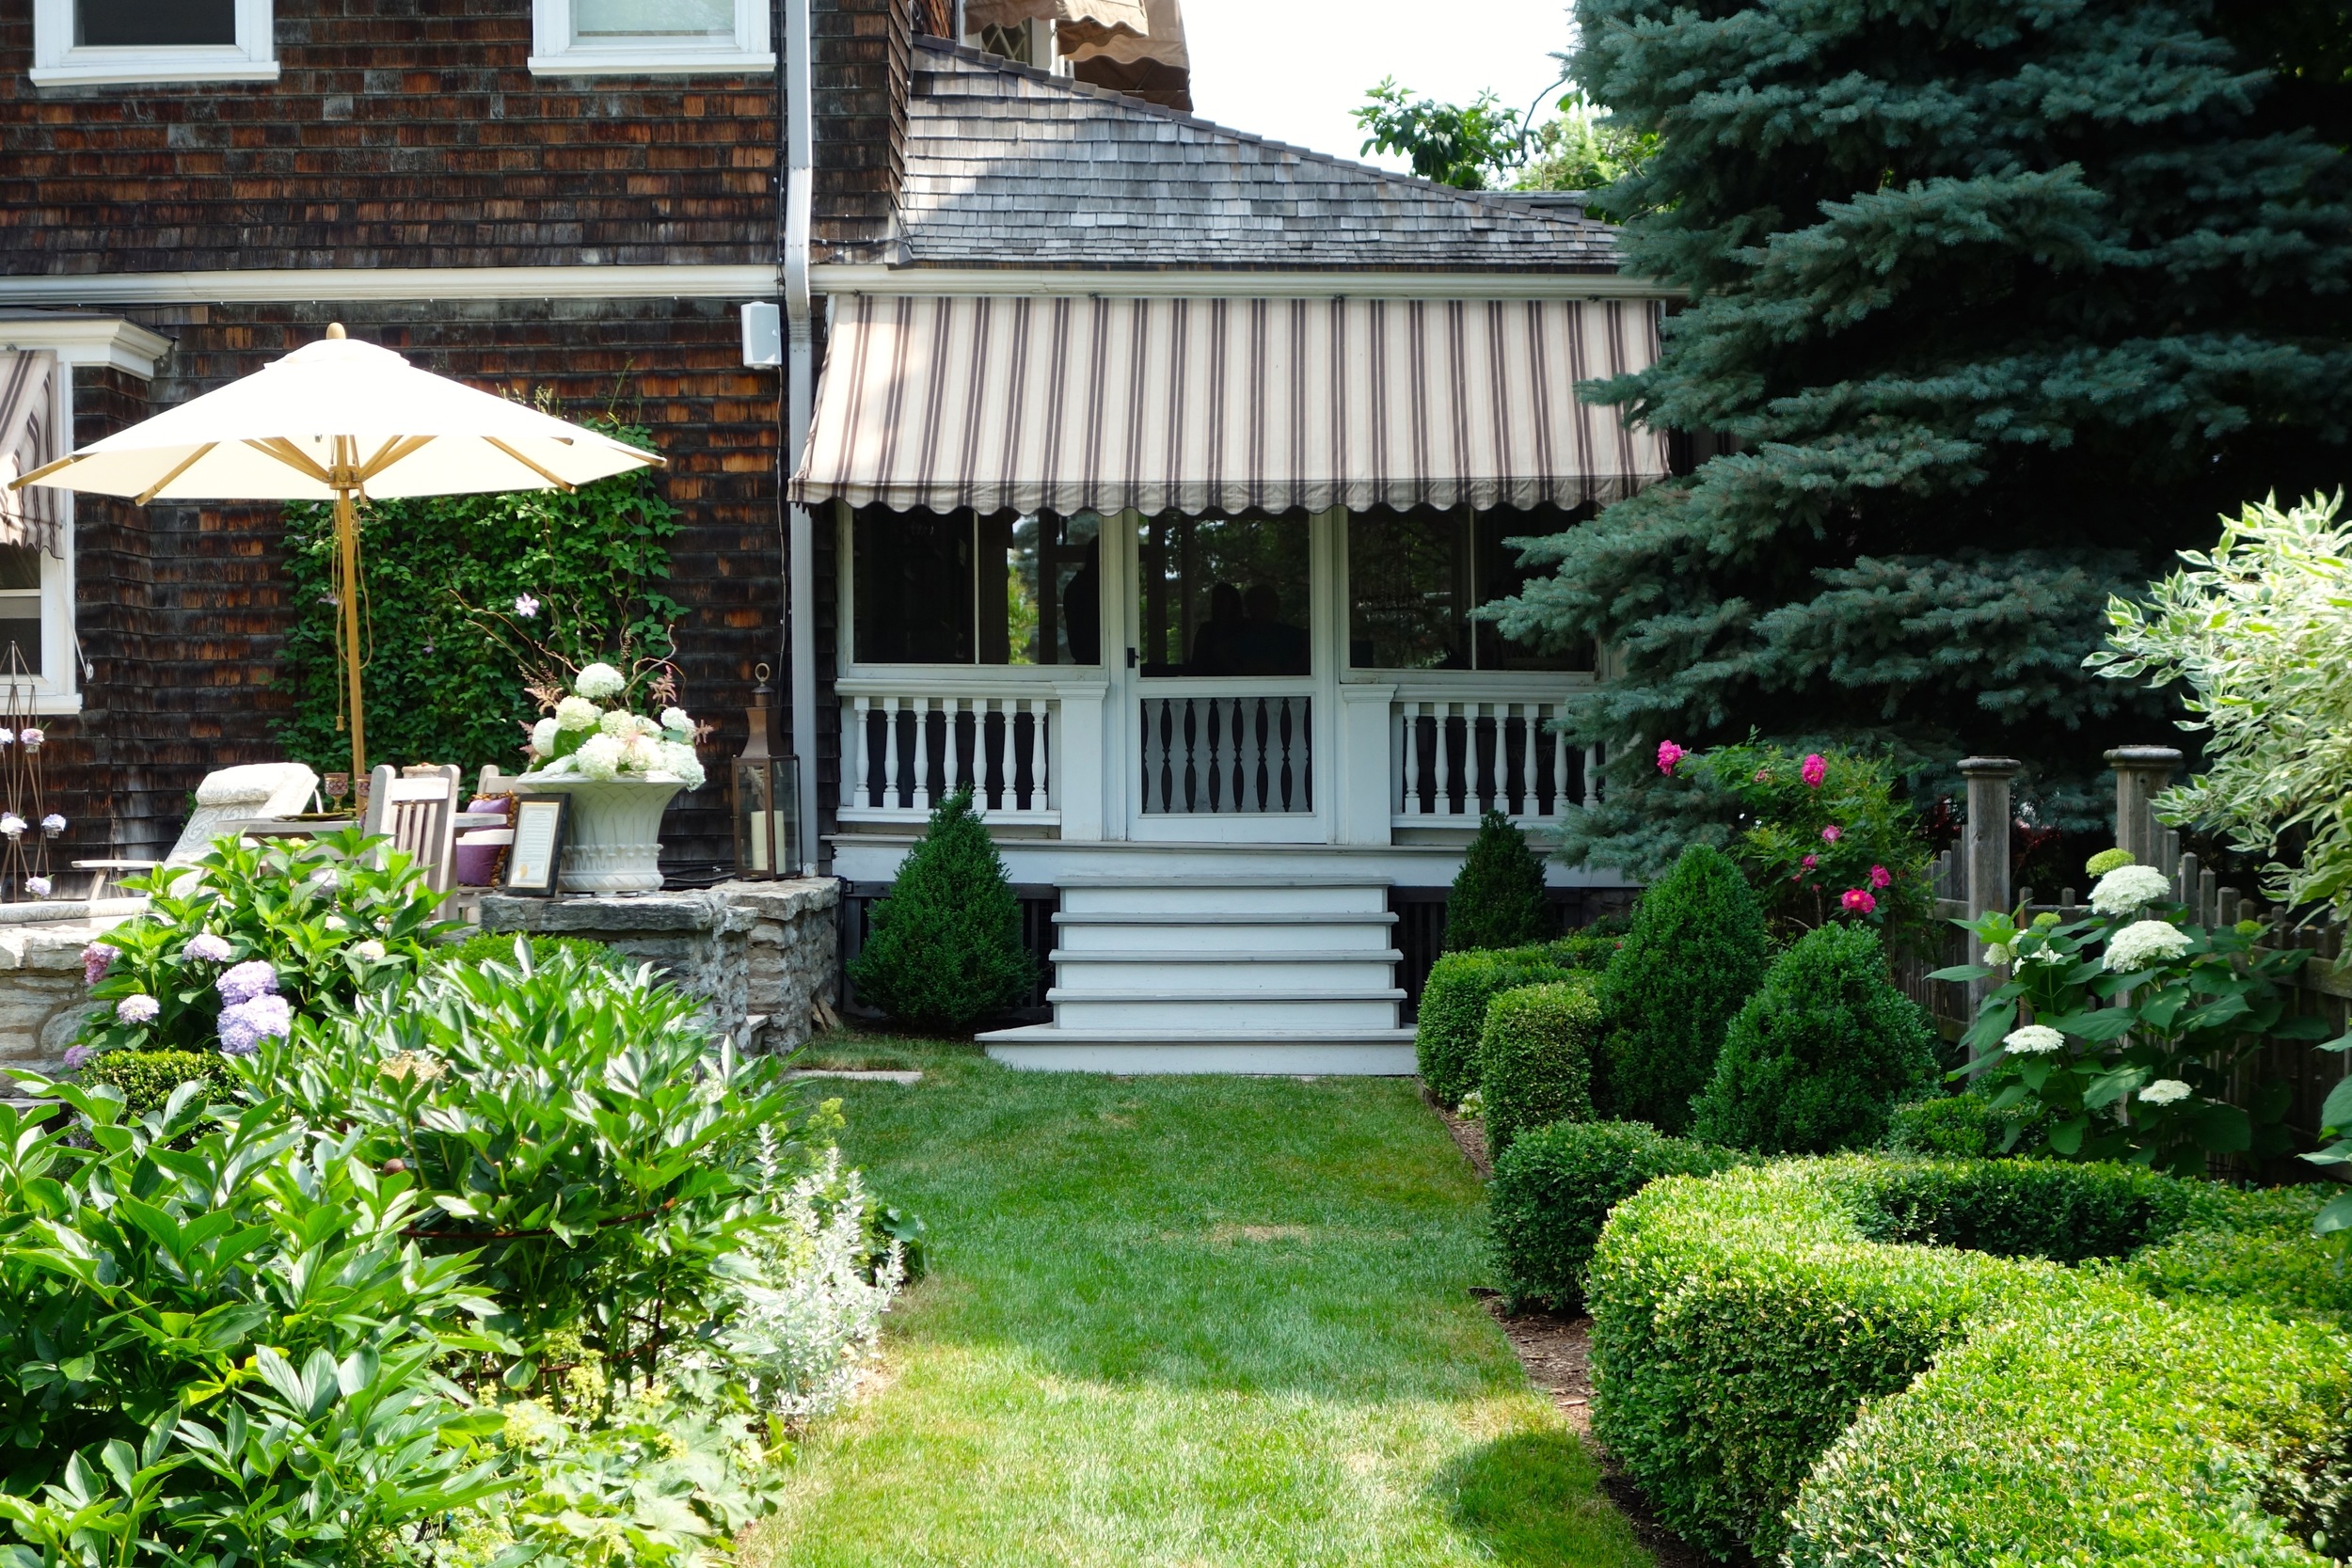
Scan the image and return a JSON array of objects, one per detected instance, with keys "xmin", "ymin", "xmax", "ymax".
[{"xmin": 326, "ymin": 322, "xmax": 346, "ymax": 340}]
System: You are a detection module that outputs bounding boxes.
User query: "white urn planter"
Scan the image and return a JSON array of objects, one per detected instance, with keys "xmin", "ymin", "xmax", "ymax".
[{"xmin": 513, "ymin": 774, "xmax": 684, "ymax": 894}]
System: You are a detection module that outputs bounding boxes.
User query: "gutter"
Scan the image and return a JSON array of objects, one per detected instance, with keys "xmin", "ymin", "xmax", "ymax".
[{"xmin": 783, "ymin": 0, "xmax": 818, "ymax": 875}]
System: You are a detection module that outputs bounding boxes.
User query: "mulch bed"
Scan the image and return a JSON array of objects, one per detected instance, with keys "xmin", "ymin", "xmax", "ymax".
[{"xmin": 1427, "ymin": 1088, "xmax": 1710, "ymax": 1568}]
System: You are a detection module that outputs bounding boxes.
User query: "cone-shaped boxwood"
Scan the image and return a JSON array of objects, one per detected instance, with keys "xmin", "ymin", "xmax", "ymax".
[
  {"xmin": 1596, "ymin": 843, "xmax": 1768, "ymax": 1132},
  {"xmin": 1443, "ymin": 810, "xmax": 1554, "ymax": 952},
  {"xmin": 848, "ymin": 789, "xmax": 1033, "ymax": 1034},
  {"xmin": 1692, "ymin": 922, "xmax": 1935, "ymax": 1154}
]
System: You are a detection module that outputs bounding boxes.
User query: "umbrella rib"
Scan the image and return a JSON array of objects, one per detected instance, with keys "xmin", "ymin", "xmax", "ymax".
[
  {"xmin": 485, "ymin": 437, "xmax": 578, "ymax": 493},
  {"xmin": 358, "ymin": 435, "xmax": 435, "ymax": 484},
  {"xmin": 6, "ymin": 452, "xmax": 83, "ymax": 491},
  {"xmin": 245, "ymin": 438, "xmax": 336, "ymax": 485},
  {"xmin": 133, "ymin": 443, "xmax": 220, "ymax": 506}
]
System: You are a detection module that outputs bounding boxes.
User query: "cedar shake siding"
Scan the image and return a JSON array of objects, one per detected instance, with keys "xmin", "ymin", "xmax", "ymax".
[{"xmin": 33, "ymin": 298, "xmax": 783, "ymax": 872}]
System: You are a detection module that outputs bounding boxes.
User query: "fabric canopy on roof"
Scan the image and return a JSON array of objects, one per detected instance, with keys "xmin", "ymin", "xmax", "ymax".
[
  {"xmin": 793, "ymin": 293, "xmax": 1669, "ymax": 516},
  {"xmin": 0, "ymin": 353, "xmax": 61, "ymax": 557},
  {"xmin": 962, "ymin": 0, "xmax": 1147, "ymax": 45}
]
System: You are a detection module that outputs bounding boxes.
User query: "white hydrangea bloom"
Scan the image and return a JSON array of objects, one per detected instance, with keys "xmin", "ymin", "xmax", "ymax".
[
  {"xmin": 2090, "ymin": 864, "xmax": 2174, "ymax": 917},
  {"xmin": 621, "ymin": 734, "xmax": 664, "ymax": 775},
  {"xmin": 661, "ymin": 706, "xmax": 693, "ymax": 736},
  {"xmin": 2003, "ymin": 1024, "xmax": 2065, "ymax": 1055},
  {"xmin": 575, "ymin": 734, "xmax": 627, "ymax": 780},
  {"xmin": 574, "ymin": 662, "xmax": 626, "ymax": 700},
  {"xmin": 2138, "ymin": 1078, "xmax": 2193, "ymax": 1106},
  {"xmin": 598, "ymin": 707, "xmax": 639, "ymax": 738},
  {"xmin": 2106, "ymin": 919, "xmax": 2193, "ymax": 973},
  {"xmin": 555, "ymin": 695, "xmax": 600, "ymax": 732},
  {"xmin": 660, "ymin": 740, "xmax": 707, "ymax": 790},
  {"xmin": 530, "ymin": 717, "xmax": 560, "ymax": 755},
  {"xmin": 1982, "ymin": 942, "xmax": 2013, "ymax": 966}
]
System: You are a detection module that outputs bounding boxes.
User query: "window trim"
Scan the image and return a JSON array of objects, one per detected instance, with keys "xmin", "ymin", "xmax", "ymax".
[
  {"xmin": 0, "ymin": 315, "xmax": 171, "ymax": 716},
  {"xmin": 529, "ymin": 0, "xmax": 775, "ymax": 75},
  {"xmin": 29, "ymin": 0, "xmax": 278, "ymax": 87}
]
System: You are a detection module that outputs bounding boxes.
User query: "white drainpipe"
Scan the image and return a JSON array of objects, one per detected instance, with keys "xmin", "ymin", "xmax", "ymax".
[{"xmin": 783, "ymin": 0, "xmax": 818, "ymax": 874}]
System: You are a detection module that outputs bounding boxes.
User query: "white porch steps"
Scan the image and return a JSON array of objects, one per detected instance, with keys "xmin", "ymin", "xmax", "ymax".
[{"xmin": 978, "ymin": 877, "xmax": 1418, "ymax": 1074}]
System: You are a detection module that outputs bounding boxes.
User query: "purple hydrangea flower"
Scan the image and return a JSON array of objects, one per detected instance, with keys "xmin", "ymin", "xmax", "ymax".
[
  {"xmin": 24, "ymin": 878, "xmax": 50, "ymax": 899},
  {"xmin": 22, "ymin": 728, "xmax": 45, "ymax": 749},
  {"xmin": 81, "ymin": 944, "xmax": 114, "ymax": 985},
  {"xmin": 40, "ymin": 814, "xmax": 65, "ymax": 834},
  {"xmin": 61, "ymin": 1043, "xmax": 93, "ymax": 1072},
  {"xmin": 184, "ymin": 932, "xmax": 233, "ymax": 964},
  {"xmin": 217, "ymin": 993, "xmax": 292, "ymax": 1055},
  {"xmin": 116, "ymin": 993, "xmax": 160, "ymax": 1024},
  {"xmin": 216, "ymin": 960, "xmax": 278, "ymax": 1006}
]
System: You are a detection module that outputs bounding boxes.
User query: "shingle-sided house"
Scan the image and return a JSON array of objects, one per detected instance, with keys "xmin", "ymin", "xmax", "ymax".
[{"xmin": 0, "ymin": 0, "xmax": 1674, "ymax": 1071}]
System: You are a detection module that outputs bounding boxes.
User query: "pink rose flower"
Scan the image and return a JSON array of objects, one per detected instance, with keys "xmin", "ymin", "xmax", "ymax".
[
  {"xmin": 1868, "ymin": 864, "xmax": 1891, "ymax": 889},
  {"xmin": 1656, "ymin": 740, "xmax": 1686, "ymax": 774},
  {"xmin": 1821, "ymin": 824, "xmax": 1843, "ymax": 844},
  {"xmin": 1841, "ymin": 888, "xmax": 1878, "ymax": 914},
  {"xmin": 1802, "ymin": 752, "xmax": 1827, "ymax": 788},
  {"xmin": 1802, "ymin": 853, "xmax": 1818, "ymax": 869}
]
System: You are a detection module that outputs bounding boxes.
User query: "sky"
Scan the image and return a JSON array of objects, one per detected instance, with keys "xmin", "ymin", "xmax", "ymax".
[{"xmin": 1179, "ymin": 0, "xmax": 1579, "ymax": 176}]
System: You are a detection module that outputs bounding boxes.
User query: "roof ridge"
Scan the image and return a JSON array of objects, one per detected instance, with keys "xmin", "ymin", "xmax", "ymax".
[{"xmin": 911, "ymin": 36, "xmax": 1596, "ymax": 230}]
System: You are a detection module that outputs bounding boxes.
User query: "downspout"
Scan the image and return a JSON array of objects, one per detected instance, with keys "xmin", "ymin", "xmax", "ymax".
[{"xmin": 783, "ymin": 0, "xmax": 818, "ymax": 874}]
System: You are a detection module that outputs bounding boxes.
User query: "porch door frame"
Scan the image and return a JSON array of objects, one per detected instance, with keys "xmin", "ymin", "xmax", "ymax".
[{"xmin": 1104, "ymin": 506, "xmax": 1343, "ymax": 846}]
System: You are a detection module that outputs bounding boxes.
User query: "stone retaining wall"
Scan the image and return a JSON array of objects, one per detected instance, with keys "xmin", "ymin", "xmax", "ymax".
[
  {"xmin": 480, "ymin": 879, "xmax": 840, "ymax": 1053},
  {"xmin": 0, "ymin": 905, "xmax": 145, "ymax": 1075}
]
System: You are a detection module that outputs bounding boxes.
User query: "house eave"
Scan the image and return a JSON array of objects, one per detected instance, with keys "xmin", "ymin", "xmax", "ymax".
[{"xmin": 810, "ymin": 264, "xmax": 1680, "ymax": 300}]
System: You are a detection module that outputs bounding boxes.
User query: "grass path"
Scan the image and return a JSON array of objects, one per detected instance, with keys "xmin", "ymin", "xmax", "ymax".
[{"xmin": 743, "ymin": 1040, "xmax": 1652, "ymax": 1568}]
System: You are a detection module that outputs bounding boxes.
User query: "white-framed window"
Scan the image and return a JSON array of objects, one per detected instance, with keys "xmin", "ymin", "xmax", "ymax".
[
  {"xmin": 530, "ymin": 0, "xmax": 775, "ymax": 75},
  {"xmin": 29, "ymin": 0, "xmax": 278, "ymax": 87},
  {"xmin": 0, "ymin": 315, "xmax": 171, "ymax": 716}
]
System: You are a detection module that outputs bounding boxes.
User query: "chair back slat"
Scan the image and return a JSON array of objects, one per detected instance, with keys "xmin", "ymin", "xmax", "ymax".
[{"xmin": 360, "ymin": 764, "xmax": 461, "ymax": 895}]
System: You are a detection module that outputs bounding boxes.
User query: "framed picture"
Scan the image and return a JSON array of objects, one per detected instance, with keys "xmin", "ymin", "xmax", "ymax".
[{"xmin": 502, "ymin": 795, "xmax": 569, "ymax": 895}]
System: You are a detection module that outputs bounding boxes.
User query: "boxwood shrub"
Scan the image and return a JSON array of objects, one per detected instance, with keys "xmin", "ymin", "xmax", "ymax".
[
  {"xmin": 1487, "ymin": 1119, "xmax": 1749, "ymax": 1311},
  {"xmin": 75, "ymin": 1047, "xmax": 231, "ymax": 1115},
  {"xmin": 1586, "ymin": 1156, "xmax": 2352, "ymax": 1564},
  {"xmin": 1595, "ymin": 844, "xmax": 1768, "ymax": 1133},
  {"xmin": 1475, "ymin": 979, "xmax": 1599, "ymax": 1159},
  {"xmin": 1413, "ymin": 944, "xmax": 1577, "ymax": 1107}
]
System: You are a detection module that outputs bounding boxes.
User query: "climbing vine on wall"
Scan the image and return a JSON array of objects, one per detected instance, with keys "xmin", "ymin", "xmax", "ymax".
[{"xmin": 274, "ymin": 414, "xmax": 685, "ymax": 780}]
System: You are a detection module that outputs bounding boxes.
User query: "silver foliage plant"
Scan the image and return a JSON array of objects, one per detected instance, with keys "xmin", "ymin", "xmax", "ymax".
[{"xmin": 2090, "ymin": 491, "xmax": 2352, "ymax": 911}]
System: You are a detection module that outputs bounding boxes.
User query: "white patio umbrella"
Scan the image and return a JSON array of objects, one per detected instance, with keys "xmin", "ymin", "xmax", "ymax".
[{"xmin": 5, "ymin": 324, "xmax": 661, "ymax": 786}]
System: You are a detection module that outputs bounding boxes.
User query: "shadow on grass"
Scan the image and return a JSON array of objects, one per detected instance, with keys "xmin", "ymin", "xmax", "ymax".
[{"xmin": 1440, "ymin": 1430, "xmax": 1640, "ymax": 1568}]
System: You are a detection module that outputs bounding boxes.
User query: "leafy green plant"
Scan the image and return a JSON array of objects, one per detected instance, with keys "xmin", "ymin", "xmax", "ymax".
[
  {"xmin": 1936, "ymin": 858, "xmax": 2327, "ymax": 1176},
  {"xmin": 1353, "ymin": 78, "xmax": 1525, "ymax": 189},
  {"xmin": 1882, "ymin": 1091, "xmax": 2043, "ymax": 1159},
  {"xmin": 228, "ymin": 943, "xmax": 820, "ymax": 1402},
  {"xmin": 1692, "ymin": 922, "xmax": 1936, "ymax": 1154},
  {"xmin": 1413, "ymin": 944, "xmax": 1579, "ymax": 1109},
  {"xmin": 1594, "ymin": 843, "xmax": 1768, "ymax": 1133},
  {"xmin": 1475, "ymin": 981, "xmax": 1598, "ymax": 1159},
  {"xmin": 1486, "ymin": 1118, "xmax": 1747, "ymax": 1312},
  {"xmin": 847, "ymin": 789, "xmax": 1032, "ymax": 1035},
  {"xmin": 71, "ymin": 1048, "xmax": 230, "ymax": 1116},
  {"xmin": 72, "ymin": 828, "xmax": 456, "ymax": 1062},
  {"xmin": 1442, "ymin": 810, "xmax": 1553, "ymax": 952},
  {"xmin": 435, "ymin": 930, "xmax": 622, "ymax": 974},
  {"xmin": 276, "ymin": 413, "xmax": 682, "ymax": 779},
  {"xmin": 0, "ymin": 1082, "xmax": 508, "ymax": 1567}
]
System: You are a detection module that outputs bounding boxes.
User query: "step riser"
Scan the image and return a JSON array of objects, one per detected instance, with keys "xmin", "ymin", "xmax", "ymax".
[
  {"xmin": 1053, "ymin": 960, "xmax": 1400, "ymax": 991},
  {"xmin": 1050, "ymin": 997, "xmax": 1402, "ymax": 1028},
  {"xmin": 985, "ymin": 1041, "xmax": 1420, "ymax": 1075},
  {"xmin": 1059, "ymin": 885, "xmax": 1389, "ymax": 916},
  {"xmin": 1056, "ymin": 922, "xmax": 1396, "ymax": 955}
]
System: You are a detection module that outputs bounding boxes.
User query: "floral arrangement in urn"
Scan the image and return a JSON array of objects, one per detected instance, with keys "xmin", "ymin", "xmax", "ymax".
[{"xmin": 520, "ymin": 659, "xmax": 707, "ymax": 788}]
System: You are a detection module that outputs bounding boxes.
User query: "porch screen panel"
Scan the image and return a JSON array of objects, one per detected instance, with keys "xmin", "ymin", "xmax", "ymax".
[{"xmin": 792, "ymin": 294, "xmax": 1670, "ymax": 516}]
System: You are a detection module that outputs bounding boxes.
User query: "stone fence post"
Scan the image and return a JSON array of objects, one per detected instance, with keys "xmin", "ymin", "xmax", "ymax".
[
  {"xmin": 1959, "ymin": 756, "xmax": 2020, "ymax": 1046},
  {"xmin": 2106, "ymin": 746, "xmax": 2182, "ymax": 866}
]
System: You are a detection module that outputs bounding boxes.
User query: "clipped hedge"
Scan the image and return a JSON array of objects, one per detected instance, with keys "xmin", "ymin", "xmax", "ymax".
[
  {"xmin": 1475, "ymin": 980, "xmax": 1599, "ymax": 1158},
  {"xmin": 1414, "ymin": 944, "xmax": 1577, "ymax": 1107},
  {"xmin": 75, "ymin": 1048, "xmax": 230, "ymax": 1115},
  {"xmin": 1487, "ymin": 1119, "xmax": 1748, "ymax": 1312},
  {"xmin": 437, "ymin": 930, "xmax": 624, "ymax": 973},
  {"xmin": 1586, "ymin": 1156, "xmax": 2352, "ymax": 1564}
]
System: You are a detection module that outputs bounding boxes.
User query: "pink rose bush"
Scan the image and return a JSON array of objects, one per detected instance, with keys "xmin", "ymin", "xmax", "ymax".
[{"xmin": 1657, "ymin": 739, "xmax": 1687, "ymax": 774}]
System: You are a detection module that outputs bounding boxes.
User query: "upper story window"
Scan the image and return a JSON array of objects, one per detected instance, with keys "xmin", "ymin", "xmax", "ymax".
[
  {"xmin": 30, "ymin": 0, "xmax": 278, "ymax": 87},
  {"xmin": 530, "ymin": 0, "xmax": 775, "ymax": 74}
]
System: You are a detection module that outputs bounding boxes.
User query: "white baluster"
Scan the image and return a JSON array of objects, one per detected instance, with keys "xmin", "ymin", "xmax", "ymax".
[
  {"xmin": 1519, "ymin": 703, "xmax": 1538, "ymax": 818},
  {"xmin": 1400, "ymin": 703, "xmax": 1421, "ymax": 816},
  {"xmin": 943, "ymin": 695, "xmax": 963, "ymax": 806},
  {"xmin": 850, "ymin": 696, "xmax": 871, "ymax": 809},
  {"xmin": 1431, "ymin": 701, "xmax": 1454, "ymax": 819},
  {"xmin": 1032, "ymin": 699, "xmax": 1052, "ymax": 814},
  {"xmin": 1582, "ymin": 742, "xmax": 1600, "ymax": 809},
  {"xmin": 881, "ymin": 697, "xmax": 902, "ymax": 809},
  {"xmin": 910, "ymin": 696, "xmax": 932, "ymax": 812}
]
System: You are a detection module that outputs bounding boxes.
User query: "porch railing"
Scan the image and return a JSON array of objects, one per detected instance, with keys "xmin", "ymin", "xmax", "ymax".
[
  {"xmin": 1139, "ymin": 689, "xmax": 1311, "ymax": 815},
  {"xmin": 1392, "ymin": 694, "xmax": 1597, "ymax": 826},
  {"xmin": 839, "ymin": 681, "xmax": 1057, "ymax": 825}
]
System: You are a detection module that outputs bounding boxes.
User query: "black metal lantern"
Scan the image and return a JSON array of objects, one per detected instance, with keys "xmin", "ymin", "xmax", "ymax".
[{"xmin": 732, "ymin": 664, "xmax": 800, "ymax": 879}]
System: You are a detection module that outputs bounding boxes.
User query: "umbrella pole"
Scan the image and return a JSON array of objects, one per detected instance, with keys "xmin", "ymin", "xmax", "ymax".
[{"xmin": 335, "ymin": 486, "xmax": 365, "ymax": 786}]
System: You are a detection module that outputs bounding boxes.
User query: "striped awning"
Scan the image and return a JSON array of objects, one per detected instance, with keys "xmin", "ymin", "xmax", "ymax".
[{"xmin": 792, "ymin": 293, "xmax": 1670, "ymax": 516}]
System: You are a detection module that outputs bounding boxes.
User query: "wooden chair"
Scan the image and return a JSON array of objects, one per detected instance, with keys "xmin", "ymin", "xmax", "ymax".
[{"xmin": 359, "ymin": 764, "xmax": 462, "ymax": 896}]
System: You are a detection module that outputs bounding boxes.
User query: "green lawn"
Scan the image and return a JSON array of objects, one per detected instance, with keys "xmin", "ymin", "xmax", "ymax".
[{"xmin": 744, "ymin": 1038, "xmax": 1652, "ymax": 1568}]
